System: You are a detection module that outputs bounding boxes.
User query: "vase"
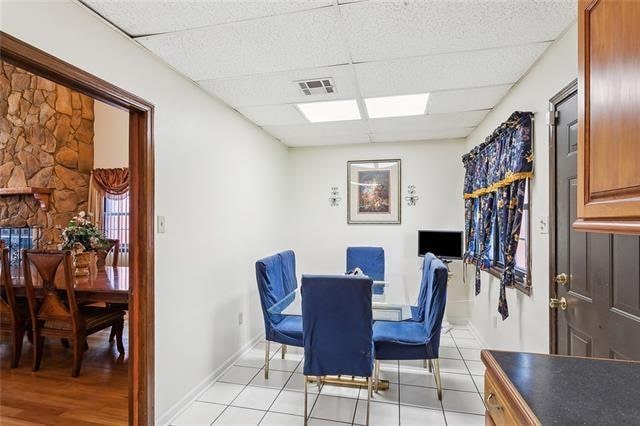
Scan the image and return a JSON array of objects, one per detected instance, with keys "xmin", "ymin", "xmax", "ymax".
[{"xmin": 74, "ymin": 251, "xmax": 96, "ymax": 276}]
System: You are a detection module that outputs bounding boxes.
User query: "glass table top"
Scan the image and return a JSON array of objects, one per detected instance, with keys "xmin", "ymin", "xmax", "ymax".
[{"xmin": 268, "ymin": 281, "xmax": 412, "ymax": 322}]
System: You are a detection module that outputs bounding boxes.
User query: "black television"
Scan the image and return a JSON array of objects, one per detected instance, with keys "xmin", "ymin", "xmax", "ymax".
[{"xmin": 418, "ymin": 230, "xmax": 463, "ymax": 260}]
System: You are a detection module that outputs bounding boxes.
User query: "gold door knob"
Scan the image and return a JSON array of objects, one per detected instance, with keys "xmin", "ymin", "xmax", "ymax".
[
  {"xmin": 554, "ymin": 273, "xmax": 569, "ymax": 286},
  {"xmin": 549, "ymin": 297, "xmax": 567, "ymax": 310}
]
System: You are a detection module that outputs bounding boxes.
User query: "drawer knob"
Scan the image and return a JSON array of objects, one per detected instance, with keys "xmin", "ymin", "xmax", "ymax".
[
  {"xmin": 555, "ymin": 273, "xmax": 570, "ymax": 286},
  {"xmin": 486, "ymin": 393, "xmax": 503, "ymax": 411}
]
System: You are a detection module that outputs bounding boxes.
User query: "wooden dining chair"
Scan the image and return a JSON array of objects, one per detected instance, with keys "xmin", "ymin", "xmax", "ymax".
[
  {"xmin": 0, "ymin": 246, "xmax": 29, "ymax": 368},
  {"xmin": 22, "ymin": 250, "xmax": 126, "ymax": 377},
  {"xmin": 106, "ymin": 239, "xmax": 120, "ymax": 267}
]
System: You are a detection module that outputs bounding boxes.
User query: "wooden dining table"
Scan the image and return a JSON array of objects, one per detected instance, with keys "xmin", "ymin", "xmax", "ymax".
[{"xmin": 11, "ymin": 266, "xmax": 129, "ymax": 304}]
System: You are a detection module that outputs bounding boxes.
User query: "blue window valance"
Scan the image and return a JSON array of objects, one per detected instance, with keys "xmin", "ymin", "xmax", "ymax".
[{"xmin": 462, "ymin": 111, "xmax": 534, "ymax": 320}]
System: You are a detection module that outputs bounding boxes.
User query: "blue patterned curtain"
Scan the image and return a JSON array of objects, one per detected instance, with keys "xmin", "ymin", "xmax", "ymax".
[{"xmin": 462, "ymin": 112, "xmax": 533, "ymax": 319}]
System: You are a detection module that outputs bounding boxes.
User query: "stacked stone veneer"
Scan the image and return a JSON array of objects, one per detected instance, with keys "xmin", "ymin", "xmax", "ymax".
[{"xmin": 0, "ymin": 61, "xmax": 94, "ymax": 246}]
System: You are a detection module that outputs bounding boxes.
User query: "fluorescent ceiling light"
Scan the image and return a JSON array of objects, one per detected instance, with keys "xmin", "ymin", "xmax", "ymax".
[
  {"xmin": 296, "ymin": 99, "xmax": 361, "ymax": 123},
  {"xmin": 365, "ymin": 93, "xmax": 430, "ymax": 119}
]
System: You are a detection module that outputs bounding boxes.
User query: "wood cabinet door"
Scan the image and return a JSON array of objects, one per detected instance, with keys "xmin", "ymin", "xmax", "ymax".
[{"xmin": 576, "ymin": 0, "xmax": 640, "ymax": 234}]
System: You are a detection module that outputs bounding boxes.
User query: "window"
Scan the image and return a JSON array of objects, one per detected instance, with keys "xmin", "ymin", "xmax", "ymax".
[
  {"xmin": 103, "ymin": 193, "xmax": 129, "ymax": 265},
  {"xmin": 488, "ymin": 180, "xmax": 531, "ymax": 291}
]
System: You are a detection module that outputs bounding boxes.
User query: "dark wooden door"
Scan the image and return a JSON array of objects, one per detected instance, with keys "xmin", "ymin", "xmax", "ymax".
[{"xmin": 553, "ymin": 84, "xmax": 640, "ymax": 359}]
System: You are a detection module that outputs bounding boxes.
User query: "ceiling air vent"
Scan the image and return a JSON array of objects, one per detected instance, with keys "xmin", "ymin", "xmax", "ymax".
[{"xmin": 296, "ymin": 78, "xmax": 335, "ymax": 96}]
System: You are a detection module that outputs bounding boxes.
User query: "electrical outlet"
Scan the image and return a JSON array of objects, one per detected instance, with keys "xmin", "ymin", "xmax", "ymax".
[
  {"xmin": 238, "ymin": 312, "xmax": 243, "ymax": 325},
  {"xmin": 539, "ymin": 216, "xmax": 549, "ymax": 234},
  {"xmin": 157, "ymin": 216, "xmax": 166, "ymax": 233}
]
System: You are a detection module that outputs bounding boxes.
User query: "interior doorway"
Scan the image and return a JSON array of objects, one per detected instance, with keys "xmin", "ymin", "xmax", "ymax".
[
  {"xmin": 549, "ymin": 80, "xmax": 640, "ymax": 360},
  {"xmin": 0, "ymin": 32, "xmax": 154, "ymax": 424}
]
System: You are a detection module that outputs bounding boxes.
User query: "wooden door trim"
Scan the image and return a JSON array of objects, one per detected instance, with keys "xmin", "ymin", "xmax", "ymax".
[
  {"xmin": 0, "ymin": 32, "xmax": 155, "ymax": 425},
  {"xmin": 548, "ymin": 79, "xmax": 578, "ymax": 355}
]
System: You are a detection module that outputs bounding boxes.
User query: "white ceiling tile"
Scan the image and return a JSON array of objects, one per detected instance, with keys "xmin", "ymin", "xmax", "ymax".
[
  {"xmin": 355, "ymin": 43, "xmax": 550, "ymax": 97},
  {"xmin": 368, "ymin": 110, "xmax": 489, "ymax": 134},
  {"xmin": 263, "ymin": 120, "xmax": 369, "ymax": 140},
  {"xmin": 284, "ymin": 134, "xmax": 371, "ymax": 147},
  {"xmin": 83, "ymin": 0, "xmax": 335, "ymax": 37},
  {"xmin": 340, "ymin": 0, "xmax": 576, "ymax": 62},
  {"xmin": 370, "ymin": 127, "xmax": 474, "ymax": 143},
  {"xmin": 199, "ymin": 65, "xmax": 358, "ymax": 107},
  {"xmin": 427, "ymin": 85, "xmax": 512, "ymax": 114},
  {"xmin": 237, "ymin": 105, "xmax": 307, "ymax": 126},
  {"xmin": 137, "ymin": 7, "xmax": 349, "ymax": 80}
]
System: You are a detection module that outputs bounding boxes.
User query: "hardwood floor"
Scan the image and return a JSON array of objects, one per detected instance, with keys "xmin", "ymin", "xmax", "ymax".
[{"xmin": 0, "ymin": 321, "xmax": 128, "ymax": 425}]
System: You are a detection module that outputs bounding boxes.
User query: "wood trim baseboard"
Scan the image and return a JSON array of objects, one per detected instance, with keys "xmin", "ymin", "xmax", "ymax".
[{"xmin": 0, "ymin": 31, "xmax": 155, "ymax": 425}]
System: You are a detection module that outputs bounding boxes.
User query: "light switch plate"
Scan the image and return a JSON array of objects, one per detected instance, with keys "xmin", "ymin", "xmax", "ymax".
[{"xmin": 157, "ymin": 216, "xmax": 166, "ymax": 233}]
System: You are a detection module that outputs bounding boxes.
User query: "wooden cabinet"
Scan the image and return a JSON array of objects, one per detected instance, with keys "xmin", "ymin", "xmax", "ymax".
[{"xmin": 575, "ymin": 0, "xmax": 640, "ymax": 234}]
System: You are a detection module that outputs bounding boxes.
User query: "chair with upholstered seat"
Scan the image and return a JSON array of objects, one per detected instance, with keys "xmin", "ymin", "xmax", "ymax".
[
  {"xmin": 0, "ymin": 246, "xmax": 29, "ymax": 368},
  {"xmin": 22, "ymin": 250, "xmax": 126, "ymax": 377},
  {"xmin": 346, "ymin": 246, "xmax": 385, "ymax": 295},
  {"xmin": 301, "ymin": 275, "xmax": 374, "ymax": 426},
  {"xmin": 372, "ymin": 257, "xmax": 448, "ymax": 400},
  {"xmin": 256, "ymin": 253, "xmax": 303, "ymax": 378}
]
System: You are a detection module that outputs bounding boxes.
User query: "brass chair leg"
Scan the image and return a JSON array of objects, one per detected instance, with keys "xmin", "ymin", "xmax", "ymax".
[
  {"xmin": 264, "ymin": 341, "xmax": 270, "ymax": 379},
  {"xmin": 423, "ymin": 359, "xmax": 427, "ymax": 369},
  {"xmin": 317, "ymin": 375, "xmax": 322, "ymax": 392},
  {"xmin": 433, "ymin": 358, "xmax": 443, "ymax": 400},
  {"xmin": 281, "ymin": 344, "xmax": 287, "ymax": 359},
  {"xmin": 374, "ymin": 360, "xmax": 380, "ymax": 393},
  {"xmin": 366, "ymin": 377, "xmax": 372, "ymax": 426},
  {"xmin": 428, "ymin": 359, "xmax": 433, "ymax": 373},
  {"xmin": 304, "ymin": 375, "xmax": 308, "ymax": 426}
]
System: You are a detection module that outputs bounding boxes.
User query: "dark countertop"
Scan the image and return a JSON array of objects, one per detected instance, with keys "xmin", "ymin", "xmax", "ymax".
[{"xmin": 487, "ymin": 350, "xmax": 640, "ymax": 425}]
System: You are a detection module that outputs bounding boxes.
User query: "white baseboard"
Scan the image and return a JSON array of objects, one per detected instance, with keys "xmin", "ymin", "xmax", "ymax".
[
  {"xmin": 156, "ymin": 332, "xmax": 264, "ymax": 425},
  {"xmin": 467, "ymin": 321, "xmax": 490, "ymax": 349}
]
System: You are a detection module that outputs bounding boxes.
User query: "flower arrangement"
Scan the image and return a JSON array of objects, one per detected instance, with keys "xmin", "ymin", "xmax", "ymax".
[{"xmin": 62, "ymin": 211, "xmax": 109, "ymax": 253}]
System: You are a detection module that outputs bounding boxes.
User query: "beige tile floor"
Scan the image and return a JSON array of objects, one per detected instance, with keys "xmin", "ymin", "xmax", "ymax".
[{"xmin": 171, "ymin": 325, "xmax": 485, "ymax": 425}]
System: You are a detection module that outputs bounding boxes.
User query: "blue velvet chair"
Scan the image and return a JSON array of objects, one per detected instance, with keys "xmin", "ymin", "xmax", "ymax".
[
  {"xmin": 301, "ymin": 275, "xmax": 374, "ymax": 426},
  {"xmin": 372, "ymin": 257, "xmax": 448, "ymax": 400},
  {"xmin": 277, "ymin": 250, "xmax": 298, "ymax": 359},
  {"xmin": 410, "ymin": 252, "xmax": 437, "ymax": 322},
  {"xmin": 256, "ymin": 253, "xmax": 303, "ymax": 379},
  {"xmin": 346, "ymin": 246, "xmax": 385, "ymax": 295}
]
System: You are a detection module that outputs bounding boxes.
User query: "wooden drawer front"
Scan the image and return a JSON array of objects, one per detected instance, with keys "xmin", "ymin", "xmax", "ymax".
[{"xmin": 484, "ymin": 371, "xmax": 519, "ymax": 426}]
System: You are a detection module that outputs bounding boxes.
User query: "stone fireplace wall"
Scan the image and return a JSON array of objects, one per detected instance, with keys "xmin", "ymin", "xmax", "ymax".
[{"xmin": 0, "ymin": 61, "xmax": 94, "ymax": 246}]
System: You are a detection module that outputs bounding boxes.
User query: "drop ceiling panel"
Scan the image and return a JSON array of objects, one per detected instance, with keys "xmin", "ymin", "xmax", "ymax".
[
  {"xmin": 236, "ymin": 105, "xmax": 307, "ymax": 126},
  {"xmin": 263, "ymin": 120, "xmax": 369, "ymax": 141},
  {"xmin": 285, "ymin": 134, "xmax": 371, "ymax": 147},
  {"xmin": 199, "ymin": 65, "xmax": 358, "ymax": 107},
  {"xmin": 137, "ymin": 7, "xmax": 349, "ymax": 81},
  {"xmin": 83, "ymin": 0, "xmax": 334, "ymax": 37},
  {"xmin": 371, "ymin": 127, "xmax": 474, "ymax": 143},
  {"xmin": 427, "ymin": 85, "xmax": 512, "ymax": 114},
  {"xmin": 368, "ymin": 110, "xmax": 489, "ymax": 134},
  {"xmin": 340, "ymin": 0, "xmax": 576, "ymax": 62},
  {"xmin": 355, "ymin": 43, "xmax": 550, "ymax": 98}
]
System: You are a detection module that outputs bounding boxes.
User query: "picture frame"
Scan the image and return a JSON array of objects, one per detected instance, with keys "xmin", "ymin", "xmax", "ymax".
[{"xmin": 347, "ymin": 159, "xmax": 401, "ymax": 224}]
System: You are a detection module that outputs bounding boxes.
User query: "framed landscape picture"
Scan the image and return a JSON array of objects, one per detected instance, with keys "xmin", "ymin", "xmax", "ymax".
[{"xmin": 347, "ymin": 159, "xmax": 401, "ymax": 224}]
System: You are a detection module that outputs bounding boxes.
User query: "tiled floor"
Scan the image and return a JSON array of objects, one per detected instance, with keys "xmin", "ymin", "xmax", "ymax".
[{"xmin": 171, "ymin": 325, "xmax": 486, "ymax": 425}]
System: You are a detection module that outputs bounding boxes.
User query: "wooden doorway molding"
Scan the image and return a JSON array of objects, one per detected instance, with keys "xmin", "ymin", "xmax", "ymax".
[
  {"xmin": 548, "ymin": 79, "xmax": 578, "ymax": 355},
  {"xmin": 0, "ymin": 32, "xmax": 155, "ymax": 424}
]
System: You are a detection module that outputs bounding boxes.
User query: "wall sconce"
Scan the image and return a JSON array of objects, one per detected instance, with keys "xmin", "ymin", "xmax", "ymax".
[
  {"xmin": 329, "ymin": 187, "xmax": 341, "ymax": 207},
  {"xmin": 405, "ymin": 185, "xmax": 419, "ymax": 206}
]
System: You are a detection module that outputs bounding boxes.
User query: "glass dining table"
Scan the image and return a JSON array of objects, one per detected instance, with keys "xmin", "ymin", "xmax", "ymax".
[{"xmin": 268, "ymin": 280, "xmax": 412, "ymax": 391}]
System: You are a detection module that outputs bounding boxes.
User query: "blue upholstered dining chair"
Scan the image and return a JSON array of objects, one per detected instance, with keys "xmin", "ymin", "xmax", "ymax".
[
  {"xmin": 410, "ymin": 252, "xmax": 437, "ymax": 322},
  {"xmin": 255, "ymin": 253, "xmax": 303, "ymax": 379},
  {"xmin": 372, "ymin": 257, "xmax": 449, "ymax": 400},
  {"xmin": 346, "ymin": 246, "xmax": 385, "ymax": 295},
  {"xmin": 277, "ymin": 250, "xmax": 298, "ymax": 360},
  {"xmin": 301, "ymin": 275, "xmax": 374, "ymax": 426}
]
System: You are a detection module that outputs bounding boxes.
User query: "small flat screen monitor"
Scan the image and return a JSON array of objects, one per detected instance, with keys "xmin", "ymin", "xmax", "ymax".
[{"xmin": 418, "ymin": 230, "xmax": 463, "ymax": 260}]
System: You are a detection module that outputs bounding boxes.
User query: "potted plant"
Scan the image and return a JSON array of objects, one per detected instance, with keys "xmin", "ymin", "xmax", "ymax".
[{"xmin": 62, "ymin": 211, "xmax": 109, "ymax": 276}]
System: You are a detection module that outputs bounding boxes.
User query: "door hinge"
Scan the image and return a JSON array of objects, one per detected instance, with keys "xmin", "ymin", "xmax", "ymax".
[{"xmin": 546, "ymin": 110, "xmax": 559, "ymax": 125}]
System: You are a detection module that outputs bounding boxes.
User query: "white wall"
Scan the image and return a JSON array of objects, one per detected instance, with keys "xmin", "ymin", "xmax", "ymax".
[
  {"xmin": 464, "ymin": 23, "xmax": 577, "ymax": 352},
  {"xmin": 0, "ymin": 1, "xmax": 290, "ymax": 420},
  {"xmin": 289, "ymin": 140, "xmax": 469, "ymax": 322},
  {"xmin": 94, "ymin": 100, "xmax": 129, "ymax": 168}
]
